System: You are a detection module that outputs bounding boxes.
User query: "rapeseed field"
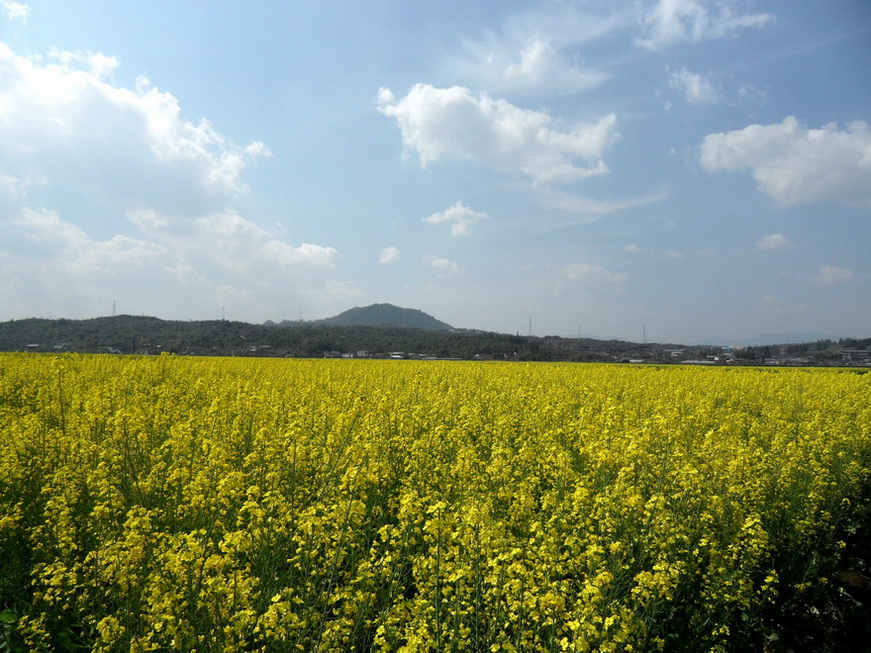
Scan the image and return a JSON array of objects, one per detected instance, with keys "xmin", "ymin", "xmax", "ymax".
[{"xmin": 0, "ymin": 353, "xmax": 869, "ymax": 651}]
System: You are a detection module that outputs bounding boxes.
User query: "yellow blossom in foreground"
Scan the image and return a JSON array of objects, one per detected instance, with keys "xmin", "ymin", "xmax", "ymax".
[{"xmin": 0, "ymin": 353, "xmax": 868, "ymax": 651}]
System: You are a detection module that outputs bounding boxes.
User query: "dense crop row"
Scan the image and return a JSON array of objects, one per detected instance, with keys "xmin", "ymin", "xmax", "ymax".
[{"xmin": 0, "ymin": 354, "xmax": 869, "ymax": 651}]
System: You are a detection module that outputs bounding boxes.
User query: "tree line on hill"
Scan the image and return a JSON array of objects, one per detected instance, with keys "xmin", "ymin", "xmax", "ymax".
[{"xmin": 0, "ymin": 316, "xmax": 868, "ymax": 366}]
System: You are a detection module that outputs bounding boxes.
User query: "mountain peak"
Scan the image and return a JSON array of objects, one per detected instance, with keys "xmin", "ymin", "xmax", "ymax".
[{"xmin": 318, "ymin": 303, "xmax": 453, "ymax": 330}]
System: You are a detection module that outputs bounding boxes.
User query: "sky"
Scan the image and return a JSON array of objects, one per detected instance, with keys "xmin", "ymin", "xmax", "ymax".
[{"xmin": 1, "ymin": 1, "xmax": 869, "ymax": 344}]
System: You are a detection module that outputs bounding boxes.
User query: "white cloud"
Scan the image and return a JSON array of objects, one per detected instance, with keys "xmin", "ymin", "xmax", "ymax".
[
  {"xmin": 506, "ymin": 39, "xmax": 593, "ymax": 88},
  {"xmin": 622, "ymin": 243, "xmax": 708, "ymax": 259},
  {"xmin": 668, "ymin": 67, "xmax": 720, "ymax": 105},
  {"xmin": 423, "ymin": 253, "xmax": 461, "ymax": 275},
  {"xmin": 47, "ymin": 47, "xmax": 120, "ymax": 79},
  {"xmin": 635, "ymin": 0, "xmax": 774, "ymax": 50},
  {"xmin": 262, "ymin": 241, "xmax": 338, "ymax": 268},
  {"xmin": 195, "ymin": 211, "xmax": 268, "ymax": 240},
  {"xmin": 449, "ymin": 5, "xmax": 627, "ymax": 96},
  {"xmin": 1, "ymin": 204, "xmax": 342, "ymax": 320},
  {"xmin": 0, "ymin": 0, "xmax": 28, "ymax": 22},
  {"xmin": 378, "ymin": 84, "xmax": 619, "ymax": 184},
  {"xmin": 126, "ymin": 208, "xmax": 169, "ymax": 231},
  {"xmin": 14, "ymin": 206, "xmax": 336, "ymax": 275},
  {"xmin": 0, "ymin": 41, "xmax": 349, "ymax": 320},
  {"xmin": 14, "ymin": 206, "xmax": 92, "ymax": 250},
  {"xmin": 755, "ymin": 233, "xmax": 792, "ymax": 251},
  {"xmin": 538, "ymin": 186, "xmax": 668, "ymax": 226},
  {"xmin": 700, "ymin": 117, "xmax": 871, "ymax": 207},
  {"xmin": 423, "ymin": 201, "xmax": 488, "ymax": 237},
  {"xmin": 562, "ymin": 262, "xmax": 628, "ymax": 292},
  {"xmin": 459, "ymin": 36, "xmax": 609, "ymax": 96},
  {"xmin": 192, "ymin": 211, "xmax": 337, "ymax": 269},
  {"xmin": 14, "ymin": 207, "xmax": 168, "ymax": 273},
  {"xmin": 379, "ymin": 246, "xmax": 401, "ymax": 264},
  {"xmin": 813, "ymin": 265, "xmax": 853, "ymax": 285},
  {"xmin": 0, "ymin": 42, "xmax": 271, "ymax": 215}
]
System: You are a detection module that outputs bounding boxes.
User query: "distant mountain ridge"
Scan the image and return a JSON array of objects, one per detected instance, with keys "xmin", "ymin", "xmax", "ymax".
[{"xmin": 276, "ymin": 303, "xmax": 454, "ymax": 331}]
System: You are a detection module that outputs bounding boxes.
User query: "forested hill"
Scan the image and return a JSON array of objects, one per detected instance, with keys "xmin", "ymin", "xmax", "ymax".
[
  {"xmin": 0, "ymin": 315, "xmax": 868, "ymax": 365},
  {"xmin": 0, "ymin": 314, "xmax": 660, "ymax": 361},
  {"xmin": 0, "ymin": 315, "xmax": 532, "ymax": 359},
  {"xmin": 272, "ymin": 303, "xmax": 454, "ymax": 330}
]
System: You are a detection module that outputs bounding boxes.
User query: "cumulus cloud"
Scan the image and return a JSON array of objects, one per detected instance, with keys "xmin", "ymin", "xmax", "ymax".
[
  {"xmin": 5, "ymin": 206, "xmax": 170, "ymax": 319},
  {"xmin": 0, "ymin": 42, "xmax": 271, "ymax": 215},
  {"xmin": 0, "ymin": 0, "xmax": 28, "ymax": 22},
  {"xmin": 423, "ymin": 201, "xmax": 488, "ymax": 237},
  {"xmin": 1, "ymin": 204, "xmax": 342, "ymax": 319},
  {"xmin": 668, "ymin": 67, "xmax": 720, "ymax": 105},
  {"xmin": 13, "ymin": 206, "xmax": 336, "ymax": 276},
  {"xmin": 263, "ymin": 241, "xmax": 338, "ymax": 268},
  {"xmin": 47, "ymin": 47, "xmax": 120, "ymax": 78},
  {"xmin": 562, "ymin": 262, "xmax": 628, "ymax": 292},
  {"xmin": 0, "ymin": 40, "xmax": 350, "ymax": 321},
  {"xmin": 379, "ymin": 246, "xmax": 401, "ymax": 264},
  {"xmin": 192, "ymin": 211, "xmax": 337, "ymax": 270},
  {"xmin": 755, "ymin": 233, "xmax": 792, "ymax": 251},
  {"xmin": 377, "ymin": 84, "xmax": 619, "ymax": 184},
  {"xmin": 424, "ymin": 253, "xmax": 461, "ymax": 275},
  {"xmin": 14, "ymin": 207, "xmax": 167, "ymax": 271},
  {"xmin": 635, "ymin": 0, "xmax": 774, "ymax": 50},
  {"xmin": 813, "ymin": 265, "xmax": 853, "ymax": 285},
  {"xmin": 700, "ymin": 117, "xmax": 871, "ymax": 207}
]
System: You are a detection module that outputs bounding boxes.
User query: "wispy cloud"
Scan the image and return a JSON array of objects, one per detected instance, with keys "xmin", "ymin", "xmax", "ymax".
[
  {"xmin": 813, "ymin": 265, "xmax": 853, "ymax": 285},
  {"xmin": 448, "ymin": 4, "xmax": 628, "ymax": 96},
  {"xmin": 562, "ymin": 262, "xmax": 628, "ymax": 293},
  {"xmin": 635, "ymin": 0, "xmax": 774, "ymax": 50},
  {"xmin": 530, "ymin": 187, "xmax": 668, "ymax": 230},
  {"xmin": 755, "ymin": 233, "xmax": 792, "ymax": 251},
  {"xmin": 668, "ymin": 67, "xmax": 720, "ymax": 104},
  {"xmin": 454, "ymin": 36, "xmax": 609, "ymax": 96}
]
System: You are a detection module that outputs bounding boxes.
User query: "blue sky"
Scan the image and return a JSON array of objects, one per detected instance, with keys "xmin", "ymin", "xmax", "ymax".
[{"xmin": 1, "ymin": 1, "xmax": 869, "ymax": 343}]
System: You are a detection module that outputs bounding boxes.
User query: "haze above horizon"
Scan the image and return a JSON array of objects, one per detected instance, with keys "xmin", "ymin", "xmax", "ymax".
[{"xmin": 1, "ymin": 1, "xmax": 869, "ymax": 343}]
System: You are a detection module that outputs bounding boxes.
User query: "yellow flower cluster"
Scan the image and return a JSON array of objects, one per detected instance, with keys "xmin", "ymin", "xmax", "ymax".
[{"xmin": 0, "ymin": 353, "xmax": 869, "ymax": 651}]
